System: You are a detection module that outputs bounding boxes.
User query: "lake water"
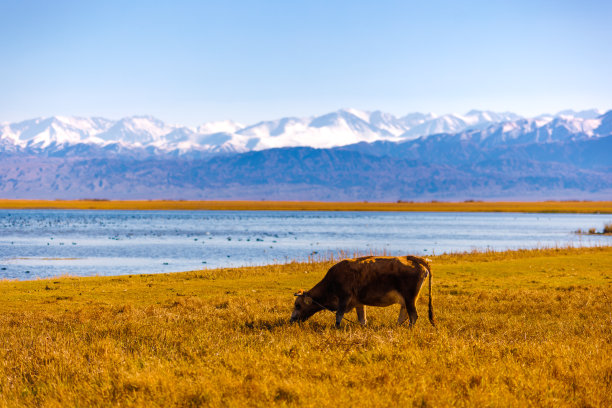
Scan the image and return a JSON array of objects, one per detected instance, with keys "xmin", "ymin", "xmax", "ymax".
[{"xmin": 0, "ymin": 209, "xmax": 610, "ymax": 280}]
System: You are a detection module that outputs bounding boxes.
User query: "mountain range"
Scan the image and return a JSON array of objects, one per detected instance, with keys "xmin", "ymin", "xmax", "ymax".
[
  {"xmin": 1, "ymin": 109, "xmax": 610, "ymax": 201},
  {"xmin": 1, "ymin": 108, "xmax": 604, "ymax": 157}
]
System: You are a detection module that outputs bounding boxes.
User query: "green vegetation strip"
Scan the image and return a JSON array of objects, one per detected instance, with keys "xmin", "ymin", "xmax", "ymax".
[
  {"xmin": 1, "ymin": 199, "xmax": 612, "ymax": 213},
  {"xmin": 1, "ymin": 246, "xmax": 611, "ymax": 407}
]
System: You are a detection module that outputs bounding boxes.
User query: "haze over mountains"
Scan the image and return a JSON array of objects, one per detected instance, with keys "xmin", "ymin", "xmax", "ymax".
[{"xmin": 1, "ymin": 109, "xmax": 610, "ymax": 201}]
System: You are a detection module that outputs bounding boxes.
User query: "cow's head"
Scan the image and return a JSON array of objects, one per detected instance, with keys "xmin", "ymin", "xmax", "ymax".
[{"xmin": 290, "ymin": 289, "xmax": 322, "ymax": 323}]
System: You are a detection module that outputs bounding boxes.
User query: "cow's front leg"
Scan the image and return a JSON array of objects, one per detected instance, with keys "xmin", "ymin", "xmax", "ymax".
[
  {"xmin": 335, "ymin": 311, "xmax": 344, "ymax": 328},
  {"xmin": 356, "ymin": 305, "xmax": 367, "ymax": 325},
  {"xmin": 335, "ymin": 298, "xmax": 348, "ymax": 328}
]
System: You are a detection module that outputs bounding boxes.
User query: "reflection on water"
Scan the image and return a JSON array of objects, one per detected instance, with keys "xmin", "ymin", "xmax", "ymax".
[{"xmin": 0, "ymin": 209, "xmax": 609, "ymax": 280}]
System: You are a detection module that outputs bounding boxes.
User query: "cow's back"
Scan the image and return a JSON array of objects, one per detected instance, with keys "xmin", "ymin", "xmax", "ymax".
[{"xmin": 326, "ymin": 256, "xmax": 426, "ymax": 297}]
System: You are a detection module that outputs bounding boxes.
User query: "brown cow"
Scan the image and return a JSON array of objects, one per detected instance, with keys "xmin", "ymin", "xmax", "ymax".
[{"xmin": 290, "ymin": 255, "xmax": 434, "ymax": 328}]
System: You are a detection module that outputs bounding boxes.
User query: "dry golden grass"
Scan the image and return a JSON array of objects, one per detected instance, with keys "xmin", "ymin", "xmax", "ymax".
[
  {"xmin": 1, "ymin": 246, "xmax": 611, "ymax": 407},
  {"xmin": 0, "ymin": 199, "xmax": 611, "ymax": 213}
]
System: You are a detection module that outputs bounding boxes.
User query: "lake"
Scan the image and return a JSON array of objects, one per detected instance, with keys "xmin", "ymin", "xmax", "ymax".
[{"xmin": 0, "ymin": 209, "xmax": 610, "ymax": 280}]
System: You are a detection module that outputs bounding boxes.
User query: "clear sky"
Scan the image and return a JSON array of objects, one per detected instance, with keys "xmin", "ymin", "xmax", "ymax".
[{"xmin": 1, "ymin": 0, "xmax": 611, "ymax": 126}]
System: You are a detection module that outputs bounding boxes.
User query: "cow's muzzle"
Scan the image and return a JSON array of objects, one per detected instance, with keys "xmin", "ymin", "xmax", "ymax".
[{"xmin": 289, "ymin": 311, "xmax": 303, "ymax": 323}]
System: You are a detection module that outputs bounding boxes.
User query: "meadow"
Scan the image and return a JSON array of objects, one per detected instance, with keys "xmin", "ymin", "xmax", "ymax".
[
  {"xmin": 1, "ymin": 246, "xmax": 611, "ymax": 407},
  {"xmin": 1, "ymin": 199, "xmax": 612, "ymax": 213}
]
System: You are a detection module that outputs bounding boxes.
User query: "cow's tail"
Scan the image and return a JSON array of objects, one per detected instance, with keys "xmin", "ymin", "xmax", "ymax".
[
  {"xmin": 426, "ymin": 260, "xmax": 435, "ymax": 327},
  {"xmin": 407, "ymin": 256, "xmax": 435, "ymax": 327}
]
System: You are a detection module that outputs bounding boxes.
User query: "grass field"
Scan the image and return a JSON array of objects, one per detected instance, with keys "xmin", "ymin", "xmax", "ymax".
[
  {"xmin": 1, "ymin": 199, "xmax": 612, "ymax": 213},
  {"xmin": 1, "ymin": 246, "xmax": 611, "ymax": 407}
]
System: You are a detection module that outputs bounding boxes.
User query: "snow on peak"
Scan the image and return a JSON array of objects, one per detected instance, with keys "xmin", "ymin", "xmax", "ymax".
[
  {"xmin": 0, "ymin": 116, "xmax": 114, "ymax": 148},
  {"xmin": 555, "ymin": 109, "xmax": 603, "ymax": 120},
  {"xmin": 341, "ymin": 108, "xmax": 371, "ymax": 122},
  {"xmin": 96, "ymin": 116, "xmax": 172, "ymax": 144},
  {"xmin": 0, "ymin": 109, "xmax": 606, "ymax": 155},
  {"xmin": 197, "ymin": 120, "xmax": 244, "ymax": 135}
]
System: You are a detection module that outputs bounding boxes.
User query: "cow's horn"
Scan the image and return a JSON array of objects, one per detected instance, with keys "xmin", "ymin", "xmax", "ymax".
[{"xmin": 294, "ymin": 289, "xmax": 304, "ymax": 296}]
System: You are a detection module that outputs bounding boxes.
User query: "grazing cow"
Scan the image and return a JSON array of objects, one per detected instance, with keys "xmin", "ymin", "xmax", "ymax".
[{"xmin": 290, "ymin": 255, "xmax": 434, "ymax": 328}]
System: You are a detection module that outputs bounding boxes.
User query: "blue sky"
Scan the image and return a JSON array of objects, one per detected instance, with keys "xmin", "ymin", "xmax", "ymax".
[{"xmin": 1, "ymin": 0, "xmax": 611, "ymax": 125}]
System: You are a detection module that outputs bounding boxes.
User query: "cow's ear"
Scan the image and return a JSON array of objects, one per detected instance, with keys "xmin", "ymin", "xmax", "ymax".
[
  {"xmin": 303, "ymin": 296, "xmax": 312, "ymax": 305},
  {"xmin": 294, "ymin": 289, "xmax": 304, "ymax": 297}
]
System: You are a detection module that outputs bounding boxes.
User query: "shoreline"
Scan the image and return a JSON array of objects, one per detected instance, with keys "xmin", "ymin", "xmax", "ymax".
[
  {"xmin": 1, "ymin": 199, "xmax": 612, "ymax": 213},
  {"xmin": 3, "ymin": 245, "xmax": 610, "ymax": 283}
]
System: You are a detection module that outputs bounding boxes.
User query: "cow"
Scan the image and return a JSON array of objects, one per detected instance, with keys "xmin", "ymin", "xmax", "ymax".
[{"xmin": 290, "ymin": 255, "xmax": 435, "ymax": 328}]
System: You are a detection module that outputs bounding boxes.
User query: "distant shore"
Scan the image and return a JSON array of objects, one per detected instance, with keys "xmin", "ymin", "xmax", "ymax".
[{"xmin": 0, "ymin": 199, "xmax": 611, "ymax": 213}]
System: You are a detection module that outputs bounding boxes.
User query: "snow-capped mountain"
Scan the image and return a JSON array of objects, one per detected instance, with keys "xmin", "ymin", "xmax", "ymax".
[
  {"xmin": 548, "ymin": 109, "xmax": 602, "ymax": 120},
  {"xmin": 0, "ymin": 116, "xmax": 113, "ymax": 147},
  {"xmin": 234, "ymin": 109, "xmax": 396, "ymax": 150},
  {"xmin": 444, "ymin": 115, "xmax": 604, "ymax": 147},
  {"xmin": 95, "ymin": 116, "xmax": 173, "ymax": 145},
  {"xmin": 2, "ymin": 109, "xmax": 610, "ymax": 201},
  {"xmin": 0, "ymin": 115, "xmax": 248, "ymax": 157},
  {"xmin": 0, "ymin": 109, "xmax": 608, "ymax": 158},
  {"xmin": 399, "ymin": 110, "xmax": 523, "ymax": 139}
]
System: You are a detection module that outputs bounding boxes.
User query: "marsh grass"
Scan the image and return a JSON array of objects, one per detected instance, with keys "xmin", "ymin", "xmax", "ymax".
[
  {"xmin": 1, "ymin": 199, "xmax": 611, "ymax": 213},
  {"xmin": 1, "ymin": 246, "xmax": 611, "ymax": 407},
  {"xmin": 576, "ymin": 222, "xmax": 612, "ymax": 235}
]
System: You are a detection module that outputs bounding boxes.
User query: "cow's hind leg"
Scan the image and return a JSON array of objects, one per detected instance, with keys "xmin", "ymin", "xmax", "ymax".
[
  {"xmin": 399, "ymin": 295, "xmax": 418, "ymax": 327},
  {"xmin": 356, "ymin": 305, "xmax": 367, "ymax": 325},
  {"xmin": 397, "ymin": 299, "xmax": 408, "ymax": 324},
  {"xmin": 407, "ymin": 301, "xmax": 418, "ymax": 328},
  {"xmin": 405, "ymin": 275, "xmax": 427, "ymax": 328},
  {"xmin": 398, "ymin": 306, "xmax": 409, "ymax": 325}
]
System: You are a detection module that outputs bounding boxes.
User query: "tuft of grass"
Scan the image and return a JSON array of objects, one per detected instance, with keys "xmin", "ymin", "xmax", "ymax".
[
  {"xmin": 577, "ymin": 222, "xmax": 612, "ymax": 235},
  {"xmin": 0, "ymin": 246, "xmax": 611, "ymax": 407}
]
